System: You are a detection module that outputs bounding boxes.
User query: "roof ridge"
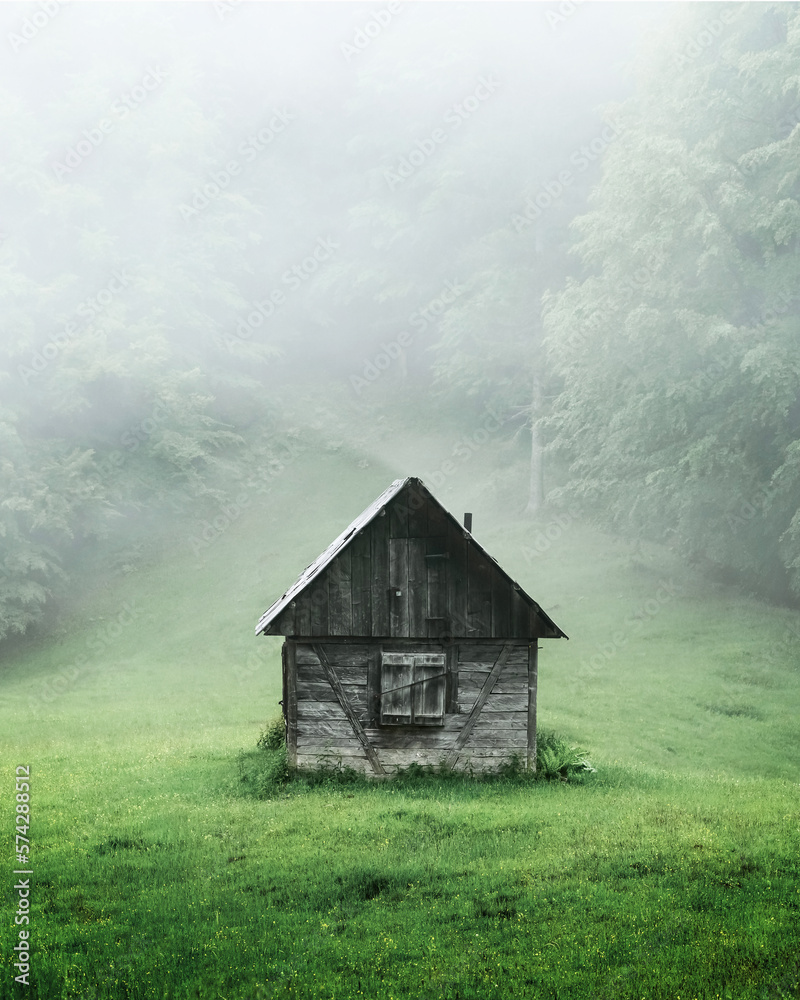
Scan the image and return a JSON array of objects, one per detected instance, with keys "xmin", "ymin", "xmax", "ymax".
[{"xmin": 254, "ymin": 476, "xmax": 566, "ymax": 639}]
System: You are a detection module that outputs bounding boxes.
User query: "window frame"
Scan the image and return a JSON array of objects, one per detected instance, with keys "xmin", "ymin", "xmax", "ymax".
[{"xmin": 379, "ymin": 650, "xmax": 448, "ymax": 727}]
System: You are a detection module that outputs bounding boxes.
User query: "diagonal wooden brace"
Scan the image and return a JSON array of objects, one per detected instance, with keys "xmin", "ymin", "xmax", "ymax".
[
  {"xmin": 312, "ymin": 643, "xmax": 385, "ymax": 776},
  {"xmin": 443, "ymin": 642, "xmax": 514, "ymax": 770}
]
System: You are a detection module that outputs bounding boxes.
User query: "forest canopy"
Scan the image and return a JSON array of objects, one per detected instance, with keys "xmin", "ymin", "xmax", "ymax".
[
  {"xmin": 1, "ymin": 2, "xmax": 799, "ymax": 645},
  {"xmin": 543, "ymin": 2, "xmax": 800, "ymax": 600}
]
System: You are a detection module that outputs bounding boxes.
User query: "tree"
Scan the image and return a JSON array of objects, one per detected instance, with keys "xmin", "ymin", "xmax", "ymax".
[
  {"xmin": 544, "ymin": 2, "xmax": 800, "ymax": 598},
  {"xmin": 0, "ymin": 6, "xmax": 287, "ymax": 640}
]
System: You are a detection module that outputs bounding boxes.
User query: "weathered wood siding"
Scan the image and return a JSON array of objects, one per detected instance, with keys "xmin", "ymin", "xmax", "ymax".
[
  {"xmin": 265, "ymin": 482, "xmax": 560, "ymax": 641},
  {"xmin": 288, "ymin": 638, "xmax": 532, "ymax": 775}
]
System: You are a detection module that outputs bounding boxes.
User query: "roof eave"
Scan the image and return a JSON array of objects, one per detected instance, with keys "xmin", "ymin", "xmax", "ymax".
[{"xmin": 254, "ymin": 475, "xmax": 568, "ymax": 639}]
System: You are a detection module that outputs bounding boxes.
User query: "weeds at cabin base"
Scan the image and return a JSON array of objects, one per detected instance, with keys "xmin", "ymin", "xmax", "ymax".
[
  {"xmin": 240, "ymin": 718, "xmax": 595, "ymax": 794},
  {"xmin": 257, "ymin": 713, "xmax": 287, "ymax": 751}
]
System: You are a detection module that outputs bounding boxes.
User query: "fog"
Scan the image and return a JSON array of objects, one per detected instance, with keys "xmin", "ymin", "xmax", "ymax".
[{"xmin": 3, "ymin": 1, "xmax": 800, "ymax": 642}]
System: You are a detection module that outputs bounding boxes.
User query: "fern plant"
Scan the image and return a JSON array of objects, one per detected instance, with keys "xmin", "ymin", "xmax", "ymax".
[{"xmin": 535, "ymin": 731, "xmax": 595, "ymax": 781}]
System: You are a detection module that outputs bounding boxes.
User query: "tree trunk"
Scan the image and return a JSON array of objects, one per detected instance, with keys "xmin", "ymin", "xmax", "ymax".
[
  {"xmin": 526, "ymin": 369, "xmax": 544, "ymax": 515},
  {"xmin": 526, "ymin": 230, "xmax": 547, "ymax": 516}
]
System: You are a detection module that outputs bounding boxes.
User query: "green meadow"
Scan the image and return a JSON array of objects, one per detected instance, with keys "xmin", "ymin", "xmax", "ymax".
[{"xmin": 2, "ymin": 447, "xmax": 799, "ymax": 1000}]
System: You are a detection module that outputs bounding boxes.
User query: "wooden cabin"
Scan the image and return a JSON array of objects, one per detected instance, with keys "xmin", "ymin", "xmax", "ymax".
[{"xmin": 254, "ymin": 476, "xmax": 566, "ymax": 775}]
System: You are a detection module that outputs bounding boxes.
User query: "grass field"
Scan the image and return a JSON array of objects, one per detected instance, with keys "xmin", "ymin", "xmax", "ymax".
[{"xmin": 1, "ymin": 439, "xmax": 799, "ymax": 999}]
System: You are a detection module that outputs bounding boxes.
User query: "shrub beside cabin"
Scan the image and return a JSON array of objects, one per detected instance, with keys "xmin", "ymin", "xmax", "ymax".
[{"xmin": 254, "ymin": 477, "xmax": 567, "ymax": 776}]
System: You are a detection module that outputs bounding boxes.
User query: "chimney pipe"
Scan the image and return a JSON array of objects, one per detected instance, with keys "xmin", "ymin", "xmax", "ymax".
[{"xmin": 463, "ymin": 512, "xmax": 473, "ymax": 533}]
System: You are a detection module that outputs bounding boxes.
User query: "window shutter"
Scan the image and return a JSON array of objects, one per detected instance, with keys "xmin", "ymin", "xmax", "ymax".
[
  {"xmin": 380, "ymin": 652, "xmax": 446, "ymax": 725},
  {"xmin": 381, "ymin": 653, "xmax": 414, "ymax": 724},
  {"xmin": 413, "ymin": 653, "xmax": 446, "ymax": 724}
]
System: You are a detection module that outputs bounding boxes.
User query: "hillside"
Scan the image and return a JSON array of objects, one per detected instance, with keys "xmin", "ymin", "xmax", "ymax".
[
  {"xmin": 6, "ymin": 433, "xmax": 798, "ymax": 780},
  {"xmin": 2, "ymin": 439, "xmax": 799, "ymax": 999}
]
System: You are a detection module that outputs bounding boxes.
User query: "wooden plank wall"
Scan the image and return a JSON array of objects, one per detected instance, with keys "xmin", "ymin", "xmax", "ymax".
[
  {"xmin": 451, "ymin": 643, "xmax": 528, "ymax": 772},
  {"xmin": 275, "ymin": 489, "xmax": 550, "ymax": 640},
  {"xmin": 293, "ymin": 641, "xmax": 370, "ymax": 773},
  {"xmin": 291, "ymin": 640, "xmax": 531, "ymax": 775}
]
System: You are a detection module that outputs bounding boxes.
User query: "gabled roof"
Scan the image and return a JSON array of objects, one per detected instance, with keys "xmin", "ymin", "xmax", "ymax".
[
  {"xmin": 255, "ymin": 478, "xmax": 408, "ymax": 635},
  {"xmin": 255, "ymin": 476, "xmax": 567, "ymax": 640}
]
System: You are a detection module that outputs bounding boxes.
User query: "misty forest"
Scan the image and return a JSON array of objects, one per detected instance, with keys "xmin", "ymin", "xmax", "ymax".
[{"xmin": 2, "ymin": 3, "xmax": 799, "ymax": 1000}]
